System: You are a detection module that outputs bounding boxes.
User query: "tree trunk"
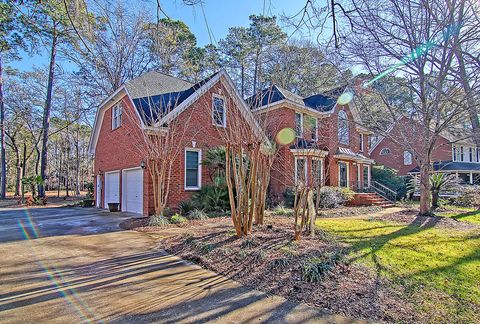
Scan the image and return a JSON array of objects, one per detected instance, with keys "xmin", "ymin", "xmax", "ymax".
[
  {"xmin": 0, "ymin": 55, "xmax": 6, "ymax": 198},
  {"xmin": 419, "ymin": 163, "xmax": 432, "ymax": 215},
  {"xmin": 39, "ymin": 24, "xmax": 58, "ymax": 197},
  {"xmin": 307, "ymin": 189, "xmax": 315, "ymax": 237},
  {"xmin": 241, "ymin": 65, "xmax": 245, "ymax": 97}
]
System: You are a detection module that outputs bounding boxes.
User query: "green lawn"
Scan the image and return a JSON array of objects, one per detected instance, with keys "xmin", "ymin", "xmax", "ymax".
[
  {"xmin": 436, "ymin": 206, "xmax": 480, "ymax": 225},
  {"xmin": 316, "ymin": 216, "xmax": 480, "ymax": 322}
]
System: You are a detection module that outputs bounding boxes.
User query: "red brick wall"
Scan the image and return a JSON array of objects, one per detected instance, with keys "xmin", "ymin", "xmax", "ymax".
[{"xmin": 370, "ymin": 118, "xmax": 452, "ymax": 175}]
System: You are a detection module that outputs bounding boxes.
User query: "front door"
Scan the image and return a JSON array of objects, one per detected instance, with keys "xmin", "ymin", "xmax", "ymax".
[{"xmin": 339, "ymin": 162, "xmax": 348, "ymax": 187}]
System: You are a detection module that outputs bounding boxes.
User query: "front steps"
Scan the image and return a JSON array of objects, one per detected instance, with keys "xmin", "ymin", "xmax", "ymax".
[{"xmin": 350, "ymin": 193, "xmax": 395, "ymax": 208}]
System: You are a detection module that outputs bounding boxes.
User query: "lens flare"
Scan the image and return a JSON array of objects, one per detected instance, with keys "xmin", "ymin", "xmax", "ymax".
[
  {"xmin": 16, "ymin": 212, "xmax": 98, "ymax": 323},
  {"xmin": 276, "ymin": 128, "xmax": 296, "ymax": 145},
  {"xmin": 337, "ymin": 92, "xmax": 354, "ymax": 105}
]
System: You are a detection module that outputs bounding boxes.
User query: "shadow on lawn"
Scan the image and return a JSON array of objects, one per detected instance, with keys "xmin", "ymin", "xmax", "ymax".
[{"xmin": 450, "ymin": 210, "xmax": 480, "ymax": 220}]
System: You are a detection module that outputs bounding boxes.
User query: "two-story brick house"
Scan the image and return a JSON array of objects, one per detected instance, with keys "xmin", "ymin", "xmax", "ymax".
[
  {"xmin": 248, "ymin": 85, "xmax": 375, "ymax": 199},
  {"xmin": 370, "ymin": 116, "xmax": 480, "ymax": 184}
]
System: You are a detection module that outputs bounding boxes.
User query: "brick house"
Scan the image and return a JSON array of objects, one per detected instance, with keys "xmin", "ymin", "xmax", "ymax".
[
  {"xmin": 247, "ymin": 85, "xmax": 375, "ymax": 199},
  {"xmin": 370, "ymin": 116, "xmax": 480, "ymax": 184},
  {"xmin": 88, "ymin": 70, "xmax": 262, "ymax": 215}
]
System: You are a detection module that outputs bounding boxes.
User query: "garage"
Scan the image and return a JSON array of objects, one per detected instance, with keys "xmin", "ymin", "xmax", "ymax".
[
  {"xmin": 104, "ymin": 171, "xmax": 120, "ymax": 208},
  {"xmin": 122, "ymin": 168, "xmax": 144, "ymax": 214}
]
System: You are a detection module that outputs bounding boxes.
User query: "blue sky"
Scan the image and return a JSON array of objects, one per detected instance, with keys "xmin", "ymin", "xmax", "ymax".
[{"xmin": 11, "ymin": 0, "xmax": 307, "ymax": 72}]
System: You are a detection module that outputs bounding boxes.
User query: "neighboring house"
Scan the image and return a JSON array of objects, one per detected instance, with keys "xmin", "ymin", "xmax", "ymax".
[
  {"xmin": 370, "ymin": 116, "xmax": 480, "ymax": 184},
  {"xmin": 88, "ymin": 70, "xmax": 261, "ymax": 215},
  {"xmin": 247, "ymin": 85, "xmax": 375, "ymax": 199}
]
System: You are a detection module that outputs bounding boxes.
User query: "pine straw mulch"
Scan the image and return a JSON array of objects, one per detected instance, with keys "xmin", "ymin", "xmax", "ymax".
[
  {"xmin": 378, "ymin": 209, "xmax": 480, "ymax": 230},
  {"xmin": 137, "ymin": 216, "xmax": 419, "ymax": 323}
]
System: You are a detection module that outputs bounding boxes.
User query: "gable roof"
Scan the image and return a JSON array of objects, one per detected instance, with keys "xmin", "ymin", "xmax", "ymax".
[
  {"xmin": 131, "ymin": 73, "xmax": 218, "ymax": 125},
  {"xmin": 247, "ymin": 85, "xmax": 345, "ymax": 113},
  {"xmin": 125, "ymin": 71, "xmax": 193, "ymax": 99}
]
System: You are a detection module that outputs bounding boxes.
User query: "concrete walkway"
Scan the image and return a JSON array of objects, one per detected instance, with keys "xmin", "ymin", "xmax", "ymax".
[{"xmin": 0, "ymin": 207, "xmax": 360, "ymax": 323}]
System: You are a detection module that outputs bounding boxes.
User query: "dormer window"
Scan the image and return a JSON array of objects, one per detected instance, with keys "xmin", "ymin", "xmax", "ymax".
[
  {"xmin": 295, "ymin": 112, "xmax": 303, "ymax": 137},
  {"xmin": 338, "ymin": 110, "xmax": 349, "ymax": 145},
  {"xmin": 212, "ymin": 95, "xmax": 226, "ymax": 127},
  {"xmin": 112, "ymin": 104, "xmax": 122, "ymax": 129}
]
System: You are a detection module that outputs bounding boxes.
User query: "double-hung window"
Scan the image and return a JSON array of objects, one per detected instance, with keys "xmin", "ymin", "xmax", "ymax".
[
  {"xmin": 212, "ymin": 96, "xmax": 226, "ymax": 127},
  {"xmin": 338, "ymin": 110, "xmax": 349, "ymax": 145},
  {"xmin": 295, "ymin": 112, "xmax": 303, "ymax": 137},
  {"xmin": 311, "ymin": 158, "xmax": 323, "ymax": 186},
  {"xmin": 311, "ymin": 117, "xmax": 318, "ymax": 141},
  {"xmin": 112, "ymin": 104, "xmax": 122, "ymax": 129},
  {"xmin": 359, "ymin": 133, "xmax": 364, "ymax": 152},
  {"xmin": 185, "ymin": 149, "xmax": 201, "ymax": 190},
  {"xmin": 403, "ymin": 151, "xmax": 413, "ymax": 165}
]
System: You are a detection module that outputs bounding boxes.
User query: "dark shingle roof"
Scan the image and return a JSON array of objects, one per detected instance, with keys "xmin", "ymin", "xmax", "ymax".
[
  {"xmin": 247, "ymin": 85, "xmax": 347, "ymax": 113},
  {"xmin": 409, "ymin": 161, "xmax": 480, "ymax": 173},
  {"xmin": 130, "ymin": 72, "xmax": 219, "ymax": 125}
]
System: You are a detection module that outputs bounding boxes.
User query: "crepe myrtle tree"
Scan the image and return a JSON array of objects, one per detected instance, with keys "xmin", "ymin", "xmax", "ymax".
[{"xmin": 211, "ymin": 81, "xmax": 275, "ymax": 236}]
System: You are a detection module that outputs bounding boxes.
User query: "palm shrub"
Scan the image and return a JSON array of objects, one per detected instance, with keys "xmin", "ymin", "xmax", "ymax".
[
  {"xmin": 179, "ymin": 200, "xmax": 196, "ymax": 215},
  {"xmin": 191, "ymin": 177, "xmax": 230, "ymax": 211},
  {"xmin": 202, "ymin": 146, "xmax": 226, "ymax": 180},
  {"xmin": 430, "ymin": 173, "xmax": 459, "ymax": 208}
]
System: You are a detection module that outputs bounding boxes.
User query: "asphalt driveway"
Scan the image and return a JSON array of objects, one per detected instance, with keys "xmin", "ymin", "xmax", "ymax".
[{"xmin": 0, "ymin": 207, "xmax": 357, "ymax": 323}]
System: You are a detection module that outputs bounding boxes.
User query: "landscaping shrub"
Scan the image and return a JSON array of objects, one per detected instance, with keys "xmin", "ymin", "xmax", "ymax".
[
  {"xmin": 149, "ymin": 215, "xmax": 170, "ymax": 227},
  {"xmin": 452, "ymin": 187, "xmax": 480, "ymax": 208},
  {"xmin": 187, "ymin": 209, "xmax": 209, "ymax": 220},
  {"xmin": 191, "ymin": 178, "xmax": 230, "ymax": 211},
  {"xmin": 170, "ymin": 213, "xmax": 188, "ymax": 224},
  {"xmin": 317, "ymin": 186, "xmax": 353, "ymax": 208},
  {"xmin": 198, "ymin": 242, "xmax": 215, "ymax": 254},
  {"xmin": 269, "ymin": 257, "xmax": 290, "ymax": 270},
  {"xmin": 179, "ymin": 200, "xmax": 196, "ymax": 215},
  {"xmin": 241, "ymin": 237, "xmax": 258, "ymax": 249},
  {"xmin": 372, "ymin": 165, "xmax": 407, "ymax": 199},
  {"xmin": 272, "ymin": 202, "xmax": 291, "ymax": 216},
  {"xmin": 302, "ymin": 252, "xmax": 344, "ymax": 283}
]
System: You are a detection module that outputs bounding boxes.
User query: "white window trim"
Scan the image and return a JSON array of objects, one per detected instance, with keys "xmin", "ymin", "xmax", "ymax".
[
  {"xmin": 212, "ymin": 94, "xmax": 226, "ymax": 128},
  {"xmin": 403, "ymin": 151, "xmax": 413, "ymax": 165},
  {"xmin": 184, "ymin": 148, "xmax": 202, "ymax": 190},
  {"xmin": 357, "ymin": 164, "xmax": 361, "ymax": 187},
  {"xmin": 359, "ymin": 133, "xmax": 364, "ymax": 152},
  {"xmin": 338, "ymin": 161, "xmax": 349, "ymax": 187},
  {"xmin": 295, "ymin": 112, "xmax": 303, "ymax": 138},
  {"xmin": 112, "ymin": 104, "xmax": 122, "ymax": 130},
  {"xmin": 294, "ymin": 156, "xmax": 307, "ymax": 184},
  {"xmin": 312, "ymin": 117, "xmax": 318, "ymax": 141},
  {"xmin": 452, "ymin": 145, "xmax": 457, "ymax": 161}
]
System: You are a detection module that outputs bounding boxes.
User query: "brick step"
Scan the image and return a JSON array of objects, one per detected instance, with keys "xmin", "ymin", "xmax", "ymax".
[{"xmin": 351, "ymin": 192, "xmax": 395, "ymax": 208}]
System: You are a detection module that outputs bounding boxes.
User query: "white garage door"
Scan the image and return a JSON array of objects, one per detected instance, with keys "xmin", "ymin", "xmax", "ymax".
[
  {"xmin": 122, "ymin": 168, "xmax": 143, "ymax": 214},
  {"xmin": 104, "ymin": 171, "xmax": 120, "ymax": 208}
]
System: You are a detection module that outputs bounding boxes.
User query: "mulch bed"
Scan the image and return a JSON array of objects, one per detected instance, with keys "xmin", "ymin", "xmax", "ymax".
[
  {"xmin": 378, "ymin": 209, "xmax": 479, "ymax": 230},
  {"xmin": 133, "ymin": 216, "xmax": 418, "ymax": 323}
]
